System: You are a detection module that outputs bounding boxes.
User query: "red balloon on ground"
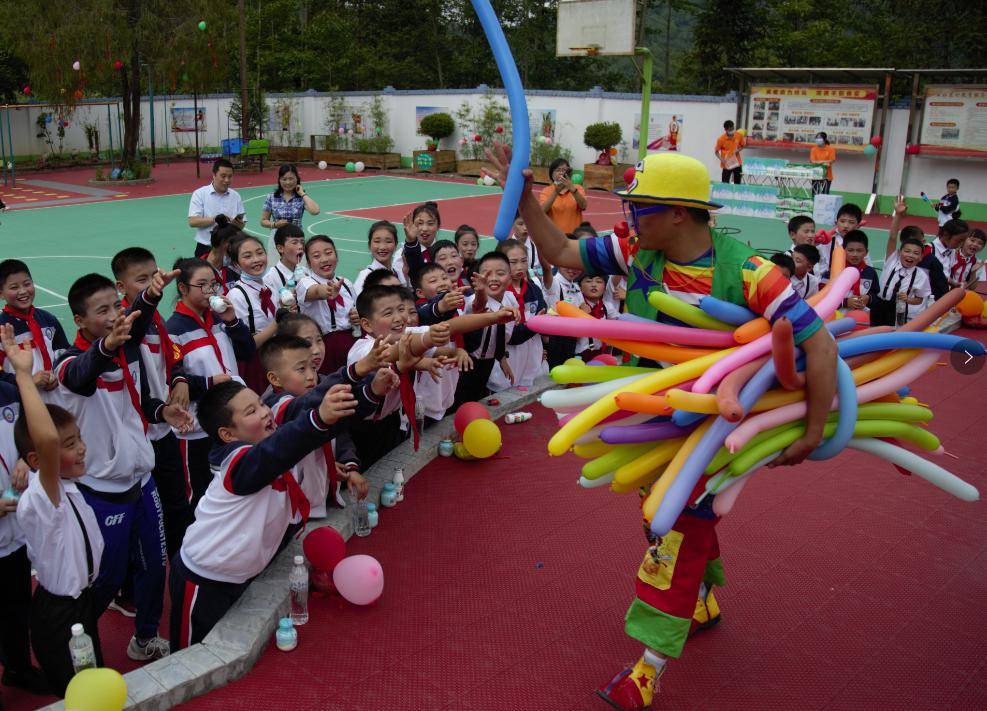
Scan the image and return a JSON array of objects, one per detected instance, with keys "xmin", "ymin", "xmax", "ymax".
[
  {"xmin": 623, "ymin": 166, "xmax": 636, "ymax": 185},
  {"xmin": 454, "ymin": 401, "xmax": 490, "ymax": 436},
  {"xmin": 303, "ymin": 526, "xmax": 346, "ymax": 573}
]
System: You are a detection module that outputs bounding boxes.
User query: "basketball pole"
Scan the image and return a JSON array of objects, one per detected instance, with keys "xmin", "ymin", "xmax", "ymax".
[{"xmin": 635, "ymin": 47, "xmax": 653, "ymax": 161}]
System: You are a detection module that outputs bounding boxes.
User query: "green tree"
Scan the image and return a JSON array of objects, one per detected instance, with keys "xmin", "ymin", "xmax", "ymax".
[{"xmin": 2, "ymin": 0, "xmax": 236, "ymax": 165}]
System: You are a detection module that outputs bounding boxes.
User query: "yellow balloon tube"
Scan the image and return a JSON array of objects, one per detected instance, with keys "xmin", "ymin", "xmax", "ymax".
[
  {"xmin": 641, "ymin": 418, "xmax": 714, "ymax": 520},
  {"xmin": 613, "ymin": 438, "xmax": 686, "ymax": 490},
  {"xmin": 647, "ymin": 291, "xmax": 734, "ymax": 331}
]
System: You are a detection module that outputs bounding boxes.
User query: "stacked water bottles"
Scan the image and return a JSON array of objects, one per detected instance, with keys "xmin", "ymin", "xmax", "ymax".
[{"xmin": 278, "ymin": 265, "xmax": 308, "ymax": 308}]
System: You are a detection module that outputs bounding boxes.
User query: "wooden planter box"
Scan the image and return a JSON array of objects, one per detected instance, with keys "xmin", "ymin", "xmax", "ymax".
[
  {"xmin": 269, "ymin": 145, "xmax": 311, "ymax": 162},
  {"xmin": 412, "ymin": 149, "xmax": 457, "ymax": 175},
  {"xmin": 582, "ymin": 163, "xmax": 621, "ymax": 190},
  {"xmin": 456, "ymin": 159, "xmax": 496, "ymax": 177},
  {"xmin": 531, "ymin": 166, "xmax": 551, "ymax": 185},
  {"xmin": 311, "ymin": 149, "xmax": 401, "ymax": 170}
]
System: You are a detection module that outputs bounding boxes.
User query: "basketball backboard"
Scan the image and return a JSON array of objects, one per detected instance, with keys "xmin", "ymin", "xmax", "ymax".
[{"xmin": 556, "ymin": 0, "xmax": 637, "ymax": 57}]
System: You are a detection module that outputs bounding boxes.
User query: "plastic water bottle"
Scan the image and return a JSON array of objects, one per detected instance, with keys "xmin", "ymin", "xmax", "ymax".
[
  {"xmin": 380, "ymin": 482, "xmax": 398, "ymax": 508},
  {"xmin": 367, "ymin": 503, "xmax": 379, "ymax": 528},
  {"xmin": 69, "ymin": 623, "xmax": 96, "ymax": 673},
  {"xmin": 275, "ymin": 617, "xmax": 297, "ymax": 652},
  {"xmin": 352, "ymin": 498, "xmax": 371, "ymax": 537},
  {"xmin": 505, "ymin": 411, "xmax": 533, "ymax": 424},
  {"xmin": 288, "ymin": 555, "xmax": 309, "ymax": 626},
  {"xmin": 293, "ymin": 266, "xmax": 308, "ymax": 283},
  {"xmin": 895, "ymin": 292, "xmax": 908, "ymax": 327},
  {"xmin": 2, "ymin": 485, "xmax": 20, "ymax": 502},
  {"xmin": 393, "ymin": 467, "xmax": 405, "ymax": 503}
]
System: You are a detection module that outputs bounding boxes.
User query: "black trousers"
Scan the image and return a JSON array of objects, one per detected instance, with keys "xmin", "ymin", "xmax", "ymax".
[
  {"xmin": 721, "ymin": 167, "xmax": 742, "ymax": 184},
  {"xmin": 31, "ymin": 586, "xmax": 103, "ymax": 697},
  {"xmin": 179, "ymin": 437, "xmax": 214, "ymax": 510},
  {"xmin": 169, "ymin": 553, "xmax": 248, "ymax": 651},
  {"xmin": 546, "ymin": 335, "xmax": 577, "ymax": 370},
  {"xmin": 349, "ymin": 411, "xmax": 405, "ymax": 471},
  {"xmin": 0, "ymin": 545, "xmax": 33, "ymax": 673},
  {"xmin": 451, "ymin": 357, "xmax": 496, "ymax": 412},
  {"xmin": 153, "ymin": 432, "xmax": 194, "ymax": 558}
]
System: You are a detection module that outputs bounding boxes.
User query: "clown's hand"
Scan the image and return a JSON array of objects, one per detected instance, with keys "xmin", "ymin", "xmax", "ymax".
[{"xmin": 482, "ymin": 142, "xmax": 533, "ymax": 194}]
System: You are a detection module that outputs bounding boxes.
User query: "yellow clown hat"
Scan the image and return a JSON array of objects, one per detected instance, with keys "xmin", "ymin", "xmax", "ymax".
[{"xmin": 614, "ymin": 153, "xmax": 722, "ymax": 210}]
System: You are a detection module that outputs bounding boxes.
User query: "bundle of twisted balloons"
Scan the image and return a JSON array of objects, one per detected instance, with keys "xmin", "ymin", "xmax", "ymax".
[{"xmin": 529, "ymin": 246, "xmax": 984, "ymax": 537}]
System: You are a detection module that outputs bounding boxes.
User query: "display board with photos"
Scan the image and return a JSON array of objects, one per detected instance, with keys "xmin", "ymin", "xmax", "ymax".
[
  {"xmin": 745, "ymin": 85, "xmax": 878, "ymax": 152},
  {"xmin": 919, "ymin": 85, "xmax": 987, "ymax": 156}
]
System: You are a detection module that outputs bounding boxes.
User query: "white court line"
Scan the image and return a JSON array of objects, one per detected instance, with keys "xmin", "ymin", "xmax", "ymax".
[
  {"xmin": 38, "ymin": 302, "xmax": 68, "ymax": 309},
  {"xmin": 34, "ymin": 284, "xmax": 68, "ymax": 300}
]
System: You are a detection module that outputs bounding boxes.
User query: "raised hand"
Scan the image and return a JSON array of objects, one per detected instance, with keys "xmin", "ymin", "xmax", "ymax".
[
  {"xmin": 438, "ymin": 289, "xmax": 466, "ymax": 314},
  {"xmin": 482, "ymin": 141, "xmax": 534, "ymax": 194},
  {"xmin": 356, "ymin": 336, "xmax": 390, "ymax": 377},
  {"xmin": 402, "ymin": 211, "xmax": 420, "ymax": 243},
  {"xmin": 371, "ymin": 365, "xmax": 400, "ymax": 397},
  {"xmin": 319, "ymin": 383, "xmax": 357, "ymax": 424},
  {"xmin": 104, "ymin": 310, "xmax": 142, "ymax": 351},
  {"xmin": 1, "ymin": 324, "xmax": 35, "ymax": 375},
  {"xmin": 395, "ymin": 332, "xmax": 422, "ymax": 373},
  {"xmin": 147, "ymin": 268, "xmax": 182, "ymax": 301},
  {"xmin": 894, "ymin": 195, "xmax": 907, "ymax": 215}
]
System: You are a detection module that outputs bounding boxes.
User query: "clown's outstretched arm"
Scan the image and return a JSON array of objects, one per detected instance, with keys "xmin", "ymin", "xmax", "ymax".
[
  {"xmin": 770, "ymin": 325, "xmax": 837, "ymax": 467},
  {"xmin": 485, "ymin": 143, "xmax": 585, "ymax": 271}
]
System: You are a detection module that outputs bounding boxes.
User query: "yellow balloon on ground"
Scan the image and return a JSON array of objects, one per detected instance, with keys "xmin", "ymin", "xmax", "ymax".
[
  {"xmin": 453, "ymin": 442, "xmax": 477, "ymax": 460},
  {"xmin": 65, "ymin": 668, "xmax": 127, "ymax": 711},
  {"xmin": 547, "ymin": 349, "xmax": 729, "ymax": 456},
  {"xmin": 463, "ymin": 419, "xmax": 502, "ymax": 458}
]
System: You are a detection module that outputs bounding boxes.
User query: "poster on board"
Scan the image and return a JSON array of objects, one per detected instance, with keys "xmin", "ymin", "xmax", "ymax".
[
  {"xmin": 746, "ymin": 85, "xmax": 877, "ymax": 152},
  {"xmin": 530, "ymin": 109, "xmax": 557, "ymax": 140},
  {"xmin": 920, "ymin": 85, "xmax": 987, "ymax": 153},
  {"xmin": 171, "ymin": 107, "xmax": 206, "ymax": 132},
  {"xmin": 632, "ymin": 113, "xmax": 684, "ymax": 151}
]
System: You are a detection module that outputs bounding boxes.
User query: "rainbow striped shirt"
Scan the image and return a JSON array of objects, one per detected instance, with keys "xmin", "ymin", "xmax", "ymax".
[{"xmin": 580, "ymin": 234, "xmax": 823, "ymax": 344}]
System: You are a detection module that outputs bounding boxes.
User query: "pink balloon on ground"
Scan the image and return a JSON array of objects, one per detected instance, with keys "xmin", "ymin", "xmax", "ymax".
[
  {"xmin": 693, "ymin": 268, "xmax": 860, "ymax": 394},
  {"xmin": 333, "ymin": 555, "xmax": 384, "ymax": 605}
]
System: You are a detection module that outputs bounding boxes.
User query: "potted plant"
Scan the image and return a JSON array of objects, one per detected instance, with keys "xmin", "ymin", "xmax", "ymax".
[
  {"xmin": 419, "ymin": 112, "xmax": 454, "ymax": 152},
  {"xmin": 311, "ymin": 95, "xmax": 401, "ymax": 170},
  {"xmin": 582, "ymin": 122, "xmax": 623, "ymax": 189},
  {"xmin": 530, "ymin": 132, "xmax": 573, "ymax": 184}
]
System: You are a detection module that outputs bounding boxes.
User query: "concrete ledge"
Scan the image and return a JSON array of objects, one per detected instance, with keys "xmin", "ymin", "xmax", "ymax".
[{"xmin": 41, "ymin": 376, "xmax": 556, "ymax": 710}]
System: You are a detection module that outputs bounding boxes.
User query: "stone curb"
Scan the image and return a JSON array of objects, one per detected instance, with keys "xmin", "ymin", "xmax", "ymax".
[{"xmin": 41, "ymin": 376, "xmax": 556, "ymax": 710}]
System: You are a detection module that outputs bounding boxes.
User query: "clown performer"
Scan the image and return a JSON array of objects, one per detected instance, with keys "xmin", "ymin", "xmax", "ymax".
[{"xmin": 484, "ymin": 146, "xmax": 838, "ymax": 710}]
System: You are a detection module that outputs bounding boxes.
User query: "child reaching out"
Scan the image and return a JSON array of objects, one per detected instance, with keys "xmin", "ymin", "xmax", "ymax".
[
  {"xmin": 263, "ymin": 224, "xmax": 306, "ymax": 299},
  {"xmin": 431, "ymin": 239, "xmax": 469, "ymax": 290},
  {"xmin": 0, "ymin": 259, "xmax": 70, "ymax": 396},
  {"xmin": 489, "ymin": 239, "xmax": 547, "ymax": 390},
  {"xmin": 353, "ymin": 220, "xmax": 405, "ymax": 294},
  {"xmin": 169, "ymin": 375, "xmax": 385, "ymax": 649},
  {"xmin": 397, "ymin": 202, "xmax": 442, "ymax": 278},
  {"xmin": 7, "ymin": 323, "xmax": 104, "ymax": 697},
  {"xmin": 874, "ymin": 214, "xmax": 932, "ymax": 327}
]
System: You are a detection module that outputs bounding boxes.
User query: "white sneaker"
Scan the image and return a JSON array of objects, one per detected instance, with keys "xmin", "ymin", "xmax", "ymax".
[{"xmin": 127, "ymin": 635, "xmax": 171, "ymax": 661}]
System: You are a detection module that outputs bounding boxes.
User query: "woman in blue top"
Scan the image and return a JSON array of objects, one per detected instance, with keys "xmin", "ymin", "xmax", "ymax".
[{"xmin": 260, "ymin": 164, "xmax": 321, "ymax": 261}]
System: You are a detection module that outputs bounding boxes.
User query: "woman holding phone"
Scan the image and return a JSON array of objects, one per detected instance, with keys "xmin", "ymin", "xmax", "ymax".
[
  {"xmin": 540, "ymin": 158, "xmax": 587, "ymax": 235},
  {"xmin": 260, "ymin": 163, "xmax": 321, "ymax": 261}
]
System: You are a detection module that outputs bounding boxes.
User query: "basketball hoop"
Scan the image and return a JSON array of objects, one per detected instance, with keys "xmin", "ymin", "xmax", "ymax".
[{"xmin": 569, "ymin": 44, "xmax": 602, "ymax": 57}]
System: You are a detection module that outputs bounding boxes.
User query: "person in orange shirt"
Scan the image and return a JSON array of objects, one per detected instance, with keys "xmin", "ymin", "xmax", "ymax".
[
  {"xmin": 539, "ymin": 158, "xmax": 587, "ymax": 235},
  {"xmin": 713, "ymin": 120, "xmax": 745, "ymax": 184},
  {"xmin": 810, "ymin": 131, "xmax": 836, "ymax": 194}
]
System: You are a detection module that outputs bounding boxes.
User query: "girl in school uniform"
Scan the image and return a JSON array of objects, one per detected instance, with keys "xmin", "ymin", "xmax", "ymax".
[
  {"xmin": 488, "ymin": 240, "xmax": 547, "ymax": 391},
  {"xmin": 395, "ymin": 202, "xmax": 441, "ymax": 279},
  {"xmin": 202, "ymin": 222, "xmax": 242, "ymax": 294},
  {"xmin": 166, "ymin": 258, "xmax": 256, "ymax": 507},
  {"xmin": 454, "ymin": 224, "xmax": 481, "ymax": 282},
  {"xmin": 353, "ymin": 220, "xmax": 406, "ymax": 294},
  {"xmin": 227, "ymin": 236, "xmax": 289, "ymax": 393},
  {"xmin": 296, "ymin": 235, "xmax": 358, "ymax": 374}
]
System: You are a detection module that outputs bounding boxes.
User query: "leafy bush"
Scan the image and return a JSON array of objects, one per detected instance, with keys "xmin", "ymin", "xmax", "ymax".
[
  {"xmin": 530, "ymin": 134, "xmax": 573, "ymax": 168},
  {"xmin": 455, "ymin": 93, "xmax": 511, "ymax": 160},
  {"xmin": 419, "ymin": 112, "xmax": 455, "ymax": 141},
  {"xmin": 354, "ymin": 136, "xmax": 395, "ymax": 154},
  {"xmin": 583, "ymin": 122, "xmax": 623, "ymax": 151}
]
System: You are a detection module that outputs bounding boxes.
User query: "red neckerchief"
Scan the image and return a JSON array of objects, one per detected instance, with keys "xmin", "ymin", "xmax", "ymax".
[
  {"xmin": 398, "ymin": 369, "xmax": 419, "ymax": 451},
  {"xmin": 3, "ymin": 306, "xmax": 53, "ymax": 370},
  {"xmin": 174, "ymin": 302, "xmax": 227, "ymax": 370},
  {"xmin": 256, "ymin": 285, "xmax": 277, "ymax": 317},
  {"xmin": 587, "ymin": 299, "xmax": 606, "ymax": 320},
  {"xmin": 507, "ymin": 279, "xmax": 528, "ymax": 323},
  {"xmin": 951, "ymin": 253, "xmax": 972, "ymax": 282},
  {"xmin": 123, "ymin": 296, "xmax": 177, "ymax": 382},
  {"xmin": 74, "ymin": 331, "xmax": 148, "ymax": 433},
  {"xmin": 271, "ymin": 470, "xmax": 310, "ymax": 524},
  {"xmin": 420, "ymin": 243, "xmax": 431, "ymax": 263}
]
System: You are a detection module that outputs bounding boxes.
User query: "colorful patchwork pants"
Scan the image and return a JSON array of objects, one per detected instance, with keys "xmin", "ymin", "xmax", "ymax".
[{"xmin": 624, "ymin": 504, "xmax": 725, "ymax": 658}]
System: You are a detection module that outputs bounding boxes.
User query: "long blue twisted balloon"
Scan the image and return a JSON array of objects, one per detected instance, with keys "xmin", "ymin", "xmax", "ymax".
[{"xmin": 471, "ymin": 0, "xmax": 530, "ymax": 240}]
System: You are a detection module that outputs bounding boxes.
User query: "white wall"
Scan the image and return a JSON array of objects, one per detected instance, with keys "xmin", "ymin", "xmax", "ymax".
[{"xmin": 3, "ymin": 88, "xmax": 984, "ymax": 203}]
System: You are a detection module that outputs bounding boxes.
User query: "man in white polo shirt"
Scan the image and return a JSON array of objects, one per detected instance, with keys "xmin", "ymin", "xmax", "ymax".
[{"xmin": 187, "ymin": 158, "xmax": 246, "ymax": 257}]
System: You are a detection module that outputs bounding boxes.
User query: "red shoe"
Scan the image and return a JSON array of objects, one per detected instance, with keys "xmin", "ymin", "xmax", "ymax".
[{"xmin": 596, "ymin": 656, "xmax": 660, "ymax": 710}]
